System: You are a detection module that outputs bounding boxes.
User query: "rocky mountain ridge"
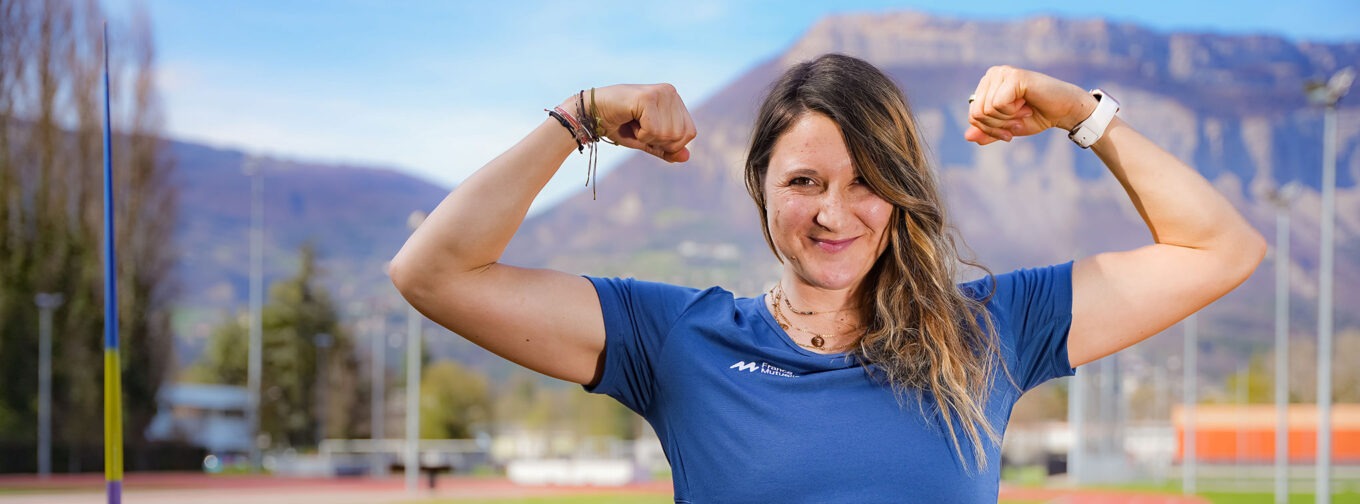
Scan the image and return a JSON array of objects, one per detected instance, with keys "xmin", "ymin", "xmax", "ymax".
[
  {"xmin": 501, "ymin": 11, "xmax": 1360, "ymax": 357},
  {"xmin": 171, "ymin": 12, "xmax": 1360, "ymax": 378}
]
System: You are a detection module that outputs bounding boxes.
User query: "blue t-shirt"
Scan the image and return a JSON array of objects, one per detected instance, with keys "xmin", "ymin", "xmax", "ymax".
[{"xmin": 585, "ymin": 262, "xmax": 1076, "ymax": 503}]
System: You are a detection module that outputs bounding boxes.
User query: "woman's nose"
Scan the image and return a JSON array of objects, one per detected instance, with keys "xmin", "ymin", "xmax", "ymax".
[{"xmin": 813, "ymin": 192, "xmax": 848, "ymax": 230}]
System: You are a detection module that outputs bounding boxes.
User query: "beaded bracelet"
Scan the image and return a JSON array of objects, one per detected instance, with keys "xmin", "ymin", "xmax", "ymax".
[
  {"xmin": 546, "ymin": 91, "xmax": 603, "ymax": 200},
  {"xmin": 553, "ymin": 106, "xmax": 592, "ymax": 146},
  {"xmin": 574, "ymin": 92, "xmax": 600, "ymax": 199},
  {"xmin": 545, "ymin": 109, "xmax": 584, "ymax": 153}
]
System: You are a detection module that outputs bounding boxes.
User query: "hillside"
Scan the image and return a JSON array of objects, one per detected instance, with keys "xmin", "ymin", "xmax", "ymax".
[{"xmin": 169, "ymin": 140, "xmax": 451, "ymax": 363}]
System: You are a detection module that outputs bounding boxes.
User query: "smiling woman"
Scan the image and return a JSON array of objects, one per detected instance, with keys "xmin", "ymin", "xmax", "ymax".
[
  {"xmin": 743, "ymin": 56, "xmax": 1013, "ymax": 477},
  {"xmin": 389, "ymin": 53, "xmax": 1264, "ymax": 502}
]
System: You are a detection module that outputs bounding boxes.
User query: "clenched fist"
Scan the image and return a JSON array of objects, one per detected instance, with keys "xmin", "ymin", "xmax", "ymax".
[
  {"xmin": 562, "ymin": 84, "xmax": 697, "ymax": 163},
  {"xmin": 964, "ymin": 66, "xmax": 1099, "ymax": 146}
]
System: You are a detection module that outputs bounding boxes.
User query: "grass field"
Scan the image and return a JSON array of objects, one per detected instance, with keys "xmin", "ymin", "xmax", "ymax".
[
  {"xmin": 404, "ymin": 497, "xmax": 671, "ymax": 504},
  {"xmin": 3, "ymin": 473, "xmax": 1356, "ymax": 504},
  {"xmin": 1200, "ymin": 493, "xmax": 1360, "ymax": 504},
  {"xmin": 1094, "ymin": 481, "xmax": 1360, "ymax": 504}
]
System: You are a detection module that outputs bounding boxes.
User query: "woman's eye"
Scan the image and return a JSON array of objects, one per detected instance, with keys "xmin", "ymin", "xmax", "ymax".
[
  {"xmin": 790, "ymin": 177, "xmax": 814, "ymax": 186},
  {"xmin": 852, "ymin": 176, "xmax": 867, "ymax": 185}
]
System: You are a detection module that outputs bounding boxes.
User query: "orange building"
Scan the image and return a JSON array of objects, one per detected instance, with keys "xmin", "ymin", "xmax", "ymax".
[{"xmin": 1172, "ymin": 404, "xmax": 1360, "ymax": 463}]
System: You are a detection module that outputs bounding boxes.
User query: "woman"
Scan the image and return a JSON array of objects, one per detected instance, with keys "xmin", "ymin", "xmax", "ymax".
[{"xmin": 390, "ymin": 54, "xmax": 1264, "ymax": 502}]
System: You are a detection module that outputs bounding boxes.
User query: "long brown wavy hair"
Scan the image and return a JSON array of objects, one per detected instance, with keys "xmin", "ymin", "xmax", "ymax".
[{"xmin": 745, "ymin": 54, "xmax": 1007, "ymax": 472}]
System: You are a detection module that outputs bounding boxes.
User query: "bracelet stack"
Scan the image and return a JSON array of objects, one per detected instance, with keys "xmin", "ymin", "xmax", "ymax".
[{"xmin": 546, "ymin": 89, "xmax": 609, "ymax": 200}]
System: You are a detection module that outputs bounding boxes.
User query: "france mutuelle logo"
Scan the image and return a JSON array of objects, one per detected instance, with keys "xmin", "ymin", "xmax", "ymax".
[{"xmin": 729, "ymin": 360, "xmax": 799, "ymax": 378}]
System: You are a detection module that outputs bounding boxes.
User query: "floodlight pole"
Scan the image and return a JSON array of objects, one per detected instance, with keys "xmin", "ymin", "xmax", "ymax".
[
  {"xmin": 1183, "ymin": 314, "xmax": 1197, "ymax": 495},
  {"xmin": 1068, "ymin": 368, "xmax": 1086, "ymax": 485},
  {"xmin": 245, "ymin": 156, "xmax": 264, "ymax": 471},
  {"xmin": 1306, "ymin": 67, "xmax": 1352, "ymax": 504},
  {"xmin": 1265, "ymin": 184, "xmax": 1298, "ymax": 504},
  {"xmin": 369, "ymin": 305, "xmax": 387, "ymax": 477},
  {"xmin": 404, "ymin": 211, "xmax": 427, "ymax": 493},
  {"xmin": 36, "ymin": 293, "xmax": 64, "ymax": 478}
]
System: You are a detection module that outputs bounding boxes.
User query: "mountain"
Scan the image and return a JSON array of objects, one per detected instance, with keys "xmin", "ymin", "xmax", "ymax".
[
  {"xmin": 173, "ymin": 12, "xmax": 1360, "ymax": 386},
  {"xmin": 169, "ymin": 140, "xmax": 451, "ymax": 363},
  {"xmin": 501, "ymin": 12, "xmax": 1360, "ymax": 371}
]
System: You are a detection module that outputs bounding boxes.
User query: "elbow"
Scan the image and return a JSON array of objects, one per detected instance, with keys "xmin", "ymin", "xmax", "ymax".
[
  {"xmin": 1231, "ymin": 227, "xmax": 1268, "ymax": 285},
  {"xmin": 1248, "ymin": 228, "xmax": 1268, "ymax": 266},
  {"xmin": 388, "ymin": 251, "xmax": 425, "ymax": 304},
  {"xmin": 389, "ymin": 248, "xmax": 481, "ymax": 308}
]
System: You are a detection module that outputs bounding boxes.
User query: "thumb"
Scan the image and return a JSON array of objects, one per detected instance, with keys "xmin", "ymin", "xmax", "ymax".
[
  {"xmin": 663, "ymin": 146, "xmax": 690, "ymax": 163},
  {"xmin": 615, "ymin": 136, "xmax": 684, "ymax": 162}
]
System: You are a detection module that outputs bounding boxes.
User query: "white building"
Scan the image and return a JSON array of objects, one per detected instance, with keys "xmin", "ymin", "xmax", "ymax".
[{"xmin": 144, "ymin": 383, "xmax": 252, "ymax": 456}]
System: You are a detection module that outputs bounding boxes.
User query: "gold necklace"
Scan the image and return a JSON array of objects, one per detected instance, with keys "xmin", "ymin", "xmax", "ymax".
[
  {"xmin": 770, "ymin": 285, "xmax": 861, "ymax": 350},
  {"xmin": 778, "ymin": 284, "xmax": 859, "ymax": 316}
]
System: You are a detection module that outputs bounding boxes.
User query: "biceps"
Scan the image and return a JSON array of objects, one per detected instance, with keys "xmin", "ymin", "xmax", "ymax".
[
  {"xmin": 1067, "ymin": 245, "xmax": 1246, "ymax": 367},
  {"xmin": 404, "ymin": 264, "xmax": 607, "ymax": 385}
]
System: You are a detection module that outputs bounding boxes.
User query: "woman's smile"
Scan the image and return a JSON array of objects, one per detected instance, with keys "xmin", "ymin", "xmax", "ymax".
[{"xmin": 812, "ymin": 236, "xmax": 858, "ymax": 253}]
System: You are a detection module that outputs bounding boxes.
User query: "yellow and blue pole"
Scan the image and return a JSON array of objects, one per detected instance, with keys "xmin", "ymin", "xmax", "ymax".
[{"xmin": 101, "ymin": 22, "xmax": 124, "ymax": 504}]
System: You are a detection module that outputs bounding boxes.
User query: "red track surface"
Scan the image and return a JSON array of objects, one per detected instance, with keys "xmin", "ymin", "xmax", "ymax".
[{"xmin": 0, "ymin": 473, "xmax": 1211, "ymax": 503}]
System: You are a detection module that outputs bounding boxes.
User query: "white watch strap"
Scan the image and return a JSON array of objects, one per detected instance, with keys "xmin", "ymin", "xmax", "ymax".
[{"xmin": 1068, "ymin": 89, "xmax": 1119, "ymax": 149}]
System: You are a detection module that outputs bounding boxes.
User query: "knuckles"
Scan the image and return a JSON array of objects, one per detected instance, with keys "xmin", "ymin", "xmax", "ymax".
[
  {"xmin": 986, "ymin": 65, "xmax": 1020, "ymax": 77},
  {"xmin": 641, "ymin": 83, "xmax": 678, "ymax": 102},
  {"xmin": 616, "ymin": 83, "xmax": 694, "ymax": 160}
]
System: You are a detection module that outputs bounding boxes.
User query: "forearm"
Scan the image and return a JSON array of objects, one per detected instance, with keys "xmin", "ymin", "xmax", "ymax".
[
  {"xmin": 392, "ymin": 113, "xmax": 577, "ymax": 281},
  {"xmin": 966, "ymin": 66, "xmax": 1267, "ymax": 366},
  {"xmin": 1090, "ymin": 118, "xmax": 1264, "ymax": 260}
]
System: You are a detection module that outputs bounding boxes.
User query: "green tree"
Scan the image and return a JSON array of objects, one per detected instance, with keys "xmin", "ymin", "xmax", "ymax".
[
  {"xmin": 189, "ymin": 243, "xmax": 366, "ymax": 447},
  {"xmin": 1222, "ymin": 353, "xmax": 1274, "ymax": 404},
  {"xmin": 1211, "ymin": 330, "xmax": 1360, "ymax": 405},
  {"xmin": 489, "ymin": 370, "xmax": 638, "ymax": 444},
  {"xmin": 492, "ymin": 371, "xmax": 554, "ymax": 431},
  {"xmin": 569, "ymin": 388, "xmax": 637, "ymax": 440},
  {"xmin": 186, "ymin": 313, "xmax": 249, "ymax": 385},
  {"xmin": 420, "ymin": 360, "xmax": 491, "ymax": 439}
]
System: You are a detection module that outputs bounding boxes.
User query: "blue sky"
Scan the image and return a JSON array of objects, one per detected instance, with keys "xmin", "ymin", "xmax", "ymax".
[{"xmin": 104, "ymin": 0, "xmax": 1359, "ymax": 210}]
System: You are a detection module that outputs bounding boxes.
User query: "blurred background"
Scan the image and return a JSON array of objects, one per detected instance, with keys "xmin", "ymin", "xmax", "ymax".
[{"xmin": 1, "ymin": 0, "xmax": 1358, "ymax": 502}]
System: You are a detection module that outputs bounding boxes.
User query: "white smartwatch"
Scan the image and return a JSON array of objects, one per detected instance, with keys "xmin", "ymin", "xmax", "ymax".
[{"xmin": 1068, "ymin": 89, "xmax": 1119, "ymax": 149}]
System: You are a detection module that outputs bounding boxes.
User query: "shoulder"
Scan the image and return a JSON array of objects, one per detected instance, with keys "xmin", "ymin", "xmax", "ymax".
[
  {"xmin": 586, "ymin": 276, "xmax": 738, "ymax": 320},
  {"xmin": 958, "ymin": 262, "xmax": 1074, "ymax": 307}
]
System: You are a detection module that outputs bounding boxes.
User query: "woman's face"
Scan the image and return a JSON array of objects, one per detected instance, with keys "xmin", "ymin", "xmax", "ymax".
[{"xmin": 764, "ymin": 112, "xmax": 893, "ymax": 293}]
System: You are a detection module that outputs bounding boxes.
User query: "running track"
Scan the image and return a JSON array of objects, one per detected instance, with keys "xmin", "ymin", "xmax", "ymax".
[{"xmin": 0, "ymin": 473, "xmax": 1209, "ymax": 503}]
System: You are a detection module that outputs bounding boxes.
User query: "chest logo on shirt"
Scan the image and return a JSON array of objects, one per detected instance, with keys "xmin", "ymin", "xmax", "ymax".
[{"xmin": 729, "ymin": 360, "xmax": 799, "ymax": 378}]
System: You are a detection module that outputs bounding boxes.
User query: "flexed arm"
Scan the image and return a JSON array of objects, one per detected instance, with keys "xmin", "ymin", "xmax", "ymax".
[
  {"xmin": 965, "ymin": 66, "xmax": 1266, "ymax": 368},
  {"xmin": 389, "ymin": 85, "xmax": 696, "ymax": 385}
]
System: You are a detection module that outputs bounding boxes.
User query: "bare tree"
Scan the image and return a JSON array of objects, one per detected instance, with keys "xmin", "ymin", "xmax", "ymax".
[{"xmin": 0, "ymin": 0, "xmax": 176, "ymax": 470}]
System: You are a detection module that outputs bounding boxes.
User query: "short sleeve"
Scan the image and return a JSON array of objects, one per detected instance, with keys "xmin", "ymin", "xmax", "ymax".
[
  {"xmin": 969, "ymin": 262, "xmax": 1076, "ymax": 393},
  {"xmin": 584, "ymin": 276, "xmax": 701, "ymax": 415}
]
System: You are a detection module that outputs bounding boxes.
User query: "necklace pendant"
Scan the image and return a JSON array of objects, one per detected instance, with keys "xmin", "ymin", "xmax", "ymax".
[{"xmin": 810, "ymin": 335, "xmax": 825, "ymax": 348}]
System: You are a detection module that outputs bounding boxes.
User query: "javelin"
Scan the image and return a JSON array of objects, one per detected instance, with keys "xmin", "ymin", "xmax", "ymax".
[{"xmin": 101, "ymin": 21, "xmax": 125, "ymax": 504}]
